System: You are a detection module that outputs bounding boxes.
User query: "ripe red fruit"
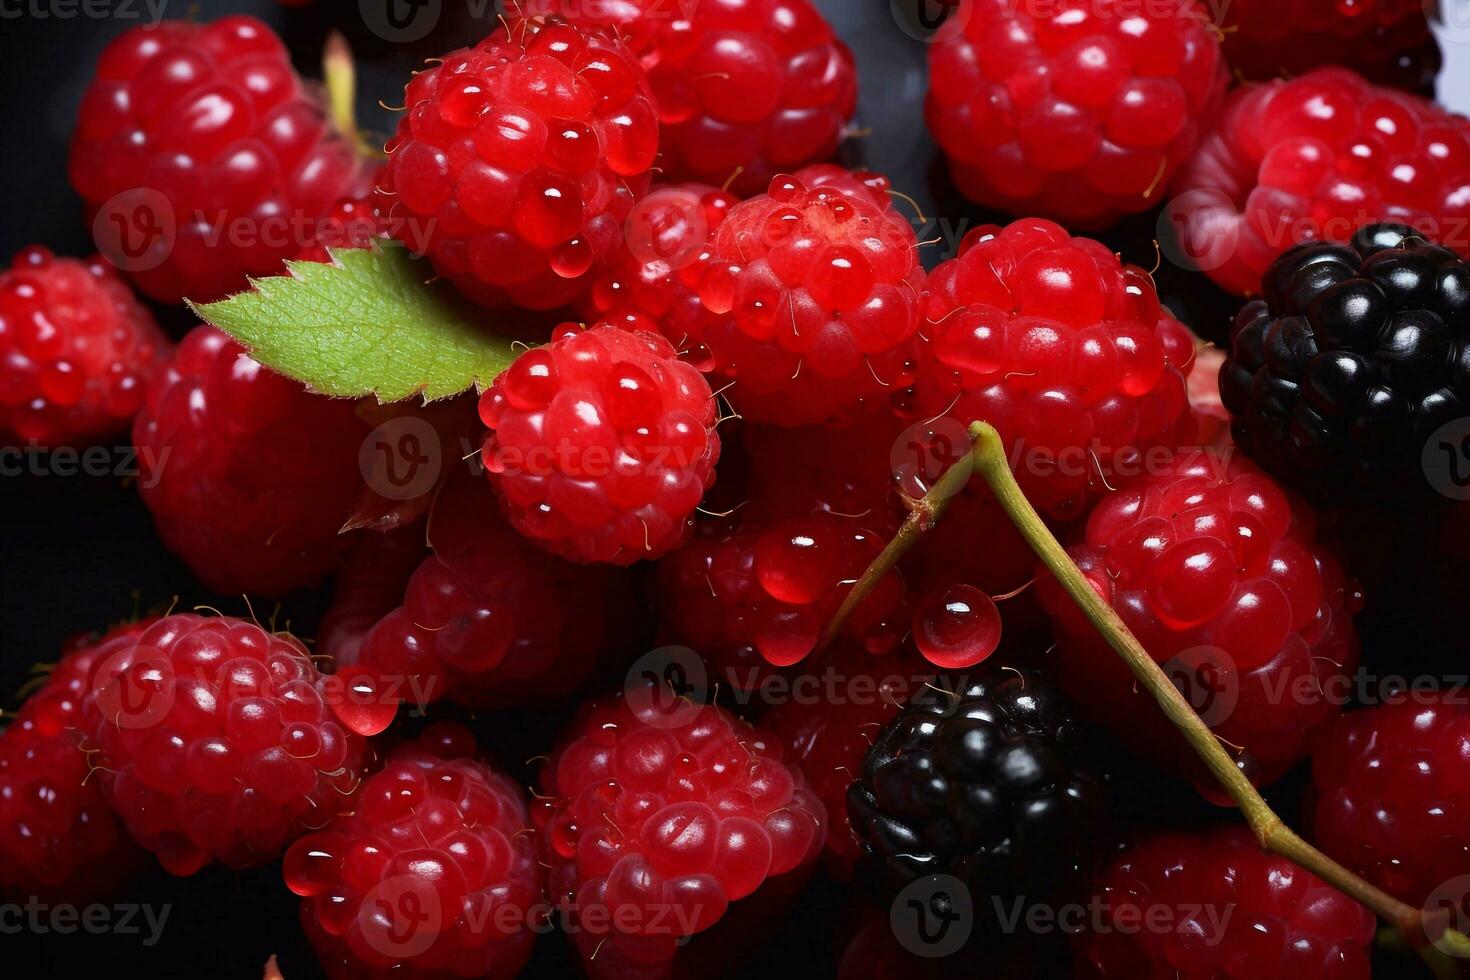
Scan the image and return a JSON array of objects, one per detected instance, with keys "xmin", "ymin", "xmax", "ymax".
[
  {"xmin": 535, "ymin": 684, "xmax": 826, "ymax": 978},
  {"xmin": 927, "ymin": 0, "xmax": 1227, "ymax": 229},
  {"xmin": 285, "ymin": 723, "xmax": 542, "ymax": 980},
  {"xmin": 653, "ymin": 503, "xmax": 909, "ymax": 677},
  {"xmin": 1169, "ymin": 67, "xmax": 1470, "ymax": 296},
  {"xmin": 133, "ymin": 326, "xmax": 367, "ymax": 597},
  {"xmin": 1306, "ymin": 693, "xmax": 1470, "ymax": 909},
  {"xmin": 915, "ymin": 218, "xmax": 1197, "ymax": 520},
  {"xmin": 293, "ymin": 181, "xmax": 390, "ymax": 264},
  {"xmin": 518, "ymin": 0, "xmax": 857, "ymax": 194},
  {"xmin": 0, "ymin": 621, "xmax": 152, "ymax": 903},
  {"xmin": 479, "ymin": 323, "xmax": 721, "ymax": 565},
  {"xmin": 356, "ymin": 468, "xmax": 632, "ymax": 710},
  {"xmin": 69, "ymin": 16, "xmax": 366, "ymax": 303},
  {"xmin": 1037, "ymin": 450, "xmax": 1361, "ymax": 791},
  {"xmin": 694, "ymin": 170, "xmax": 927, "ymax": 425},
  {"xmin": 0, "ymin": 247, "xmax": 169, "ymax": 447},
  {"xmin": 1075, "ymin": 826, "xmax": 1374, "ymax": 978},
  {"xmin": 1216, "ymin": 0, "xmax": 1437, "ymax": 92},
  {"xmin": 378, "ymin": 16, "xmax": 658, "ymax": 309},
  {"xmin": 318, "ymin": 525, "xmax": 429, "ymax": 670},
  {"xmin": 80, "ymin": 613, "xmax": 374, "ymax": 876}
]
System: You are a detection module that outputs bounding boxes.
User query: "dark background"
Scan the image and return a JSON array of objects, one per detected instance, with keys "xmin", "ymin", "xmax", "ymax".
[{"xmin": 0, "ymin": 1, "xmax": 1465, "ymax": 977}]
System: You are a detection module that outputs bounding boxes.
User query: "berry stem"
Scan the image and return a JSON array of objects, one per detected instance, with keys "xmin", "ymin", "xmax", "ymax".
[
  {"xmin": 813, "ymin": 446, "xmax": 975, "ymax": 656},
  {"xmin": 323, "ymin": 32, "xmax": 384, "ymax": 161},
  {"xmin": 958, "ymin": 420, "xmax": 1466, "ymax": 965}
]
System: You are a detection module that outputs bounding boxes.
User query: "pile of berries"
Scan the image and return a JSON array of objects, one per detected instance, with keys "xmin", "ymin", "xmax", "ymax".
[{"xmin": 8, "ymin": 3, "xmax": 1470, "ymax": 979}]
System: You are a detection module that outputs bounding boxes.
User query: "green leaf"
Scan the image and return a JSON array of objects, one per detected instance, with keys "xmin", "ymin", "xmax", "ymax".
[{"xmin": 189, "ymin": 245, "xmax": 520, "ymax": 403}]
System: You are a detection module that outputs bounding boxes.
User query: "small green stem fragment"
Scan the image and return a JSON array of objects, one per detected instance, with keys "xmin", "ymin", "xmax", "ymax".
[{"xmin": 323, "ymin": 32, "xmax": 384, "ymax": 161}]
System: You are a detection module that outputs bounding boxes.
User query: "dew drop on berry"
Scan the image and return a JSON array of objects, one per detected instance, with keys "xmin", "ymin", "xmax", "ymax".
[
  {"xmin": 283, "ymin": 834, "xmax": 338, "ymax": 897},
  {"xmin": 913, "ymin": 584, "xmax": 1002, "ymax": 669},
  {"xmin": 550, "ymin": 237, "xmax": 594, "ymax": 279},
  {"xmin": 755, "ymin": 523, "xmax": 840, "ymax": 605},
  {"xmin": 328, "ymin": 666, "xmax": 398, "ymax": 737}
]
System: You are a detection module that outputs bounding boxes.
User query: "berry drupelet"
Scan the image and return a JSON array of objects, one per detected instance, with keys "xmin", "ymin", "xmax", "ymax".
[
  {"xmin": 1169, "ymin": 67, "xmax": 1470, "ymax": 296},
  {"xmin": 927, "ymin": 0, "xmax": 1227, "ymax": 229},
  {"xmin": 69, "ymin": 16, "xmax": 367, "ymax": 303},
  {"xmin": 846, "ymin": 667, "xmax": 1104, "ymax": 930},
  {"xmin": 1038, "ymin": 450, "xmax": 1361, "ymax": 791},
  {"xmin": 1306, "ymin": 692, "xmax": 1470, "ymax": 909},
  {"xmin": 518, "ymin": 0, "xmax": 857, "ymax": 194},
  {"xmin": 479, "ymin": 323, "xmax": 721, "ymax": 565},
  {"xmin": 80, "ymin": 613, "xmax": 375, "ymax": 877},
  {"xmin": 0, "ymin": 621, "xmax": 152, "ymax": 903},
  {"xmin": 915, "ymin": 218, "xmax": 1197, "ymax": 520},
  {"xmin": 1222, "ymin": 222, "xmax": 1470, "ymax": 501},
  {"xmin": 378, "ymin": 16, "xmax": 658, "ymax": 309},
  {"xmin": 0, "ymin": 247, "xmax": 170, "ymax": 447},
  {"xmin": 535, "ymin": 684, "xmax": 826, "ymax": 979},
  {"xmin": 132, "ymin": 326, "xmax": 367, "ymax": 597},
  {"xmin": 1075, "ymin": 826, "xmax": 1375, "ymax": 978},
  {"xmin": 285, "ymin": 723, "xmax": 542, "ymax": 980}
]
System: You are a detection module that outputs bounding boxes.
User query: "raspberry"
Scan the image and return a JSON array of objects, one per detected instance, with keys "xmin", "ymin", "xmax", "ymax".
[
  {"xmin": 293, "ymin": 182, "xmax": 390, "ymax": 264},
  {"xmin": 133, "ymin": 326, "xmax": 367, "ymax": 597},
  {"xmin": 652, "ymin": 503, "xmax": 909, "ymax": 677},
  {"xmin": 1075, "ymin": 826, "xmax": 1375, "ymax": 978},
  {"xmin": 926, "ymin": 0, "xmax": 1227, "ymax": 229},
  {"xmin": 318, "ymin": 525, "xmax": 428, "ymax": 669},
  {"xmin": 69, "ymin": 16, "xmax": 366, "ymax": 304},
  {"xmin": 1217, "ymin": 0, "xmax": 1438, "ymax": 92},
  {"xmin": 479, "ymin": 323, "xmax": 721, "ymax": 565},
  {"xmin": 1168, "ymin": 67, "xmax": 1470, "ymax": 296},
  {"xmin": 535, "ymin": 684, "xmax": 826, "ymax": 978},
  {"xmin": 378, "ymin": 16, "xmax": 658, "ymax": 310},
  {"xmin": 1037, "ymin": 451, "xmax": 1361, "ymax": 790},
  {"xmin": 284, "ymin": 723, "xmax": 541, "ymax": 979},
  {"xmin": 519, "ymin": 0, "xmax": 857, "ymax": 194},
  {"xmin": 742, "ymin": 411, "xmax": 905, "ymax": 522},
  {"xmin": 693, "ymin": 171, "xmax": 927, "ymax": 425},
  {"xmin": 80, "ymin": 613, "xmax": 373, "ymax": 876},
  {"xmin": 761, "ymin": 645, "xmax": 915, "ymax": 878},
  {"xmin": 846, "ymin": 668, "xmax": 1104, "ymax": 934},
  {"xmin": 0, "ymin": 247, "xmax": 169, "ymax": 447},
  {"xmin": 915, "ymin": 218, "xmax": 1197, "ymax": 519},
  {"xmin": 0, "ymin": 621, "xmax": 151, "ymax": 902},
  {"xmin": 356, "ymin": 468, "xmax": 632, "ymax": 710},
  {"xmin": 1221, "ymin": 222, "xmax": 1470, "ymax": 501},
  {"xmin": 1306, "ymin": 692, "xmax": 1470, "ymax": 909}
]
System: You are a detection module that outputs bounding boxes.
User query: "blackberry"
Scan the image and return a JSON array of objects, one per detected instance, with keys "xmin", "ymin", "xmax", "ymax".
[
  {"xmin": 846, "ymin": 667, "xmax": 1104, "ymax": 933},
  {"xmin": 1221, "ymin": 222, "xmax": 1470, "ymax": 500}
]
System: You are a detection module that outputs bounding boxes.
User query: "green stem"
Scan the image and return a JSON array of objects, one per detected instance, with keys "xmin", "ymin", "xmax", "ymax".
[{"xmin": 323, "ymin": 32, "xmax": 384, "ymax": 161}]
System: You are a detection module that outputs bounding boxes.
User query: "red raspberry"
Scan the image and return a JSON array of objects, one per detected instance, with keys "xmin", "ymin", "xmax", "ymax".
[
  {"xmin": 761, "ymin": 645, "xmax": 915, "ymax": 878},
  {"xmin": 293, "ymin": 180, "xmax": 391, "ymax": 265},
  {"xmin": 80, "ymin": 613, "xmax": 374, "ymax": 876},
  {"xmin": 285, "ymin": 723, "xmax": 541, "ymax": 980},
  {"xmin": 479, "ymin": 323, "xmax": 721, "ymax": 565},
  {"xmin": 926, "ymin": 0, "xmax": 1227, "ymax": 229},
  {"xmin": 1168, "ymin": 67, "xmax": 1470, "ymax": 296},
  {"xmin": 692, "ymin": 171, "xmax": 927, "ymax": 425},
  {"xmin": 0, "ymin": 621, "xmax": 152, "ymax": 902},
  {"xmin": 916, "ymin": 218, "xmax": 1196, "ymax": 519},
  {"xmin": 378, "ymin": 16, "xmax": 658, "ymax": 310},
  {"xmin": 743, "ymin": 409, "xmax": 905, "ymax": 522},
  {"xmin": 535, "ymin": 684, "xmax": 826, "ymax": 978},
  {"xmin": 1306, "ymin": 692, "xmax": 1470, "ymax": 909},
  {"xmin": 1075, "ymin": 826, "xmax": 1374, "ymax": 978},
  {"xmin": 0, "ymin": 247, "xmax": 169, "ymax": 447},
  {"xmin": 69, "ymin": 16, "xmax": 366, "ymax": 304},
  {"xmin": 653, "ymin": 503, "xmax": 909, "ymax": 678},
  {"xmin": 318, "ymin": 525, "xmax": 429, "ymax": 670},
  {"xmin": 356, "ymin": 468, "xmax": 632, "ymax": 710},
  {"xmin": 133, "ymin": 326, "xmax": 367, "ymax": 597},
  {"xmin": 1037, "ymin": 451, "xmax": 1361, "ymax": 790},
  {"xmin": 1217, "ymin": 0, "xmax": 1437, "ymax": 91},
  {"xmin": 519, "ymin": 0, "xmax": 857, "ymax": 194}
]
